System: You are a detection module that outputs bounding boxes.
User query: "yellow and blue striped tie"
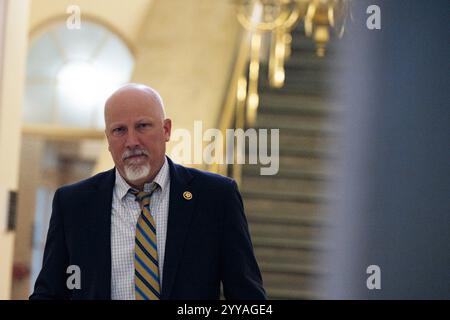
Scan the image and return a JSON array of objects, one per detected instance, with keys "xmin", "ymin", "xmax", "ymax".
[{"xmin": 131, "ymin": 185, "xmax": 160, "ymax": 300}]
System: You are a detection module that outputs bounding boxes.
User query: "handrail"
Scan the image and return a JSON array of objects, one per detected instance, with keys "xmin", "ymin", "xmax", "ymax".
[{"xmin": 208, "ymin": 28, "xmax": 252, "ymax": 183}]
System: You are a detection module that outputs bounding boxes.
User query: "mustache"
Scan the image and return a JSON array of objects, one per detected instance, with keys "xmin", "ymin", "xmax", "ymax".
[{"xmin": 122, "ymin": 148, "xmax": 149, "ymax": 161}]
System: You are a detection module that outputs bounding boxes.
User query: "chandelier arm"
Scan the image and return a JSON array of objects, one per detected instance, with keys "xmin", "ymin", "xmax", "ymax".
[
  {"xmin": 269, "ymin": 27, "xmax": 287, "ymax": 88},
  {"xmin": 328, "ymin": 0, "xmax": 351, "ymax": 38},
  {"xmin": 304, "ymin": 0, "xmax": 319, "ymax": 37},
  {"xmin": 281, "ymin": 1, "xmax": 308, "ymax": 31},
  {"xmin": 237, "ymin": 10, "xmax": 293, "ymax": 31}
]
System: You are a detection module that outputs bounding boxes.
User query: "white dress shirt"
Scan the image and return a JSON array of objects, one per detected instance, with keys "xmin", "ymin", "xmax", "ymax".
[{"xmin": 110, "ymin": 157, "xmax": 170, "ymax": 300}]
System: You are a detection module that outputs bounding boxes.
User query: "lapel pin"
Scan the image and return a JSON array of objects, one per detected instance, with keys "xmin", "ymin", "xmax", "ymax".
[{"xmin": 183, "ymin": 191, "xmax": 193, "ymax": 200}]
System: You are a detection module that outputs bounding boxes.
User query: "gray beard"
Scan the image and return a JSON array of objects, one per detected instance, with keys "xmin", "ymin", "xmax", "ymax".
[{"xmin": 124, "ymin": 163, "xmax": 151, "ymax": 182}]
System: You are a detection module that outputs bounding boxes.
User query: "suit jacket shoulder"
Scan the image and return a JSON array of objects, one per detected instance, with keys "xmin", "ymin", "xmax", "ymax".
[{"xmin": 57, "ymin": 168, "xmax": 115, "ymax": 194}]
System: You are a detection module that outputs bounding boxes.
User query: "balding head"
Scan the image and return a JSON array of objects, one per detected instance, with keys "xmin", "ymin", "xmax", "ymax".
[
  {"xmin": 104, "ymin": 83, "xmax": 172, "ymax": 189},
  {"xmin": 105, "ymin": 83, "xmax": 166, "ymax": 124}
]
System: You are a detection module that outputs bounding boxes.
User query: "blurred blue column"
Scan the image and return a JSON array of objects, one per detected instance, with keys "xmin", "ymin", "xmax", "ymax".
[{"xmin": 322, "ymin": 0, "xmax": 450, "ymax": 299}]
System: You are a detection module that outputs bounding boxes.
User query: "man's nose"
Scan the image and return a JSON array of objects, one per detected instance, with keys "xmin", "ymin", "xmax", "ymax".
[{"xmin": 125, "ymin": 129, "xmax": 140, "ymax": 148}]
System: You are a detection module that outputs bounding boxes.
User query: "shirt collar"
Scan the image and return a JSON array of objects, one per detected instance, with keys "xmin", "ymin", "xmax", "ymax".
[{"xmin": 115, "ymin": 156, "xmax": 170, "ymax": 200}]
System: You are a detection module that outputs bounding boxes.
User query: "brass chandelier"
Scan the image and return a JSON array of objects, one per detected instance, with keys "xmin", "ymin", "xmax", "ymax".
[{"xmin": 235, "ymin": 0, "xmax": 352, "ymax": 125}]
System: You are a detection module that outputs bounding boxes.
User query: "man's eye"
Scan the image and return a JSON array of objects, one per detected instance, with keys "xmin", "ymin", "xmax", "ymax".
[
  {"xmin": 138, "ymin": 123, "xmax": 151, "ymax": 129},
  {"xmin": 112, "ymin": 127, "xmax": 125, "ymax": 134}
]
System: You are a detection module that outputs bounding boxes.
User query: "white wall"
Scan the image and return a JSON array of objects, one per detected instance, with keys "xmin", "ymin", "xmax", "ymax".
[
  {"xmin": 29, "ymin": 0, "xmax": 153, "ymax": 49},
  {"xmin": 0, "ymin": 0, "xmax": 30, "ymax": 299}
]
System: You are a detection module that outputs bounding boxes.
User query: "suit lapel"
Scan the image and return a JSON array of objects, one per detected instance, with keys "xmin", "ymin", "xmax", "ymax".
[
  {"xmin": 161, "ymin": 158, "xmax": 196, "ymax": 299},
  {"xmin": 84, "ymin": 161, "xmax": 195, "ymax": 299},
  {"xmin": 88, "ymin": 168, "xmax": 115, "ymax": 299}
]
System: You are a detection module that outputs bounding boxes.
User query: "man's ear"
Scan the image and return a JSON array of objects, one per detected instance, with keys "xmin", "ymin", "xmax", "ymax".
[{"xmin": 164, "ymin": 119, "xmax": 172, "ymax": 142}]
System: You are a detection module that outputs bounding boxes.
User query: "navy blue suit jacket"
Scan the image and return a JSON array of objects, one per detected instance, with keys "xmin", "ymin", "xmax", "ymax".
[{"xmin": 30, "ymin": 158, "xmax": 266, "ymax": 300}]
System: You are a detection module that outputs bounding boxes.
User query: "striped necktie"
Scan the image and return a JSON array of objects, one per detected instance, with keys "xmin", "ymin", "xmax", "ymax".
[{"xmin": 130, "ymin": 184, "xmax": 160, "ymax": 300}]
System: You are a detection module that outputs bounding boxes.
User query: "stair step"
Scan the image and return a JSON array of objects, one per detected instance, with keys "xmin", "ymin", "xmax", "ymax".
[
  {"xmin": 277, "ymin": 146, "xmax": 333, "ymax": 159},
  {"xmin": 259, "ymin": 97, "xmax": 333, "ymax": 117},
  {"xmin": 285, "ymin": 51, "xmax": 337, "ymax": 69},
  {"xmin": 242, "ymin": 175, "xmax": 327, "ymax": 197},
  {"xmin": 289, "ymin": 33, "xmax": 317, "ymax": 52},
  {"xmin": 265, "ymin": 287, "xmax": 320, "ymax": 299},
  {"xmin": 244, "ymin": 197, "xmax": 327, "ymax": 217},
  {"xmin": 277, "ymin": 154, "xmax": 330, "ymax": 174},
  {"xmin": 247, "ymin": 210, "xmax": 327, "ymax": 227},
  {"xmin": 237, "ymin": 154, "xmax": 332, "ymax": 177},
  {"xmin": 258, "ymin": 104, "xmax": 332, "ymax": 118},
  {"xmin": 259, "ymin": 76, "xmax": 332, "ymax": 96},
  {"xmin": 241, "ymin": 165, "xmax": 332, "ymax": 195},
  {"xmin": 258, "ymin": 78, "xmax": 327, "ymax": 92},
  {"xmin": 256, "ymin": 110, "xmax": 325, "ymax": 127},
  {"xmin": 243, "ymin": 153, "xmax": 332, "ymax": 174},
  {"xmin": 256, "ymin": 113, "xmax": 338, "ymax": 134},
  {"xmin": 260, "ymin": 261, "xmax": 327, "ymax": 275},
  {"xmin": 249, "ymin": 222, "xmax": 323, "ymax": 241},
  {"xmin": 252, "ymin": 236, "xmax": 327, "ymax": 251},
  {"xmin": 243, "ymin": 165, "xmax": 329, "ymax": 180},
  {"xmin": 278, "ymin": 133, "xmax": 336, "ymax": 152},
  {"xmin": 262, "ymin": 271, "xmax": 320, "ymax": 294},
  {"xmin": 244, "ymin": 147, "xmax": 331, "ymax": 161},
  {"xmin": 291, "ymin": 32, "xmax": 339, "ymax": 55},
  {"xmin": 254, "ymin": 246, "xmax": 322, "ymax": 265},
  {"xmin": 259, "ymin": 92, "xmax": 330, "ymax": 110},
  {"xmin": 242, "ymin": 189, "xmax": 329, "ymax": 203},
  {"xmin": 255, "ymin": 126, "xmax": 336, "ymax": 141},
  {"xmin": 260, "ymin": 61, "xmax": 329, "ymax": 78},
  {"xmin": 239, "ymin": 128, "xmax": 336, "ymax": 154}
]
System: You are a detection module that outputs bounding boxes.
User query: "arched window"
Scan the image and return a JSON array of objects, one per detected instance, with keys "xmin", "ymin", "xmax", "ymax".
[
  {"xmin": 22, "ymin": 21, "xmax": 134, "ymax": 291},
  {"xmin": 24, "ymin": 20, "xmax": 134, "ymax": 129}
]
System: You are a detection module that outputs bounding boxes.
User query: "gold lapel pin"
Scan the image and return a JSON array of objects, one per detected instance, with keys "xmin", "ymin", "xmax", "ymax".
[{"xmin": 183, "ymin": 191, "xmax": 193, "ymax": 200}]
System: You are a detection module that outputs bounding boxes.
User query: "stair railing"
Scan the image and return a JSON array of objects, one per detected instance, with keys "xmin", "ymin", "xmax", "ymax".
[{"xmin": 207, "ymin": 28, "xmax": 253, "ymax": 185}]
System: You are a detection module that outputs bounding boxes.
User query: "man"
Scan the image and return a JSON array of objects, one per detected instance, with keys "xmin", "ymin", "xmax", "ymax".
[{"xmin": 30, "ymin": 84, "xmax": 266, "ymax": 300}]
